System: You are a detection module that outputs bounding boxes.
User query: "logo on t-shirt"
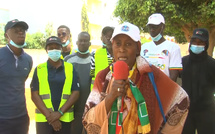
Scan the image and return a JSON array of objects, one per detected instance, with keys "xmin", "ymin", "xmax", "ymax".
[
  {"xmin": 143, "ymin": 49, "xmax": 148, "ymax": 56},
  {"xmin": 161, "ymin": 50, "xmax": 170, "ymax": 56}
]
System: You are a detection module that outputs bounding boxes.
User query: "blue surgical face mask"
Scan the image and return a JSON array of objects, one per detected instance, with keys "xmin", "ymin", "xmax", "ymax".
[
  {"xmin": 102, "ymin": 42, "xmax": 107, "ymax": 47},
  {"xmin": 190, "ymin": 44, "xmax": 205, "ymax": 54},
  {"xmin": 48, "ymin": 49, "xmax": 62, "ymax": 62},
  {"xmin": 76, "ymin": 48, "xmax": 89, "ymax": 54},
  {"xmin": 150, "ymin": 26, "xmax": 163, "ymax": 42},
  {"xmin": 151, "ymin": 33, "xmax": 162, "ymax": 42},
  {"xmin": 62, "ymin": 40, "xmax": 70, "ymax": 47},
  {"xmin": 7, "ymin": 34, "xmax": 27, "ymax": 48}
]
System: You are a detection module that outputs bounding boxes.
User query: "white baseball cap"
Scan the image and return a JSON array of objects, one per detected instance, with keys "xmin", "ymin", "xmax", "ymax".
[
  {"xmin": 111, "ymin": 22, "xmax": 141, "ymax": 42},
  {"xmin": 146, "ymin": 13, "xmax": 165, "ymax": 25}
]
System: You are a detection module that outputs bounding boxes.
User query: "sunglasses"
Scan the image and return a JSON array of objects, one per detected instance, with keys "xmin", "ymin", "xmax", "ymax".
[{"xmin": 58, "ymin": 32, "xmax": 67, "ymax": 37}]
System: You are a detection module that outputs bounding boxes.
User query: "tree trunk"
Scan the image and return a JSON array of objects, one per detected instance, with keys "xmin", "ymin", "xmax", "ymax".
[
  {"xmin": 208, "ymin": 27, "xmax": 215, "ymax": 56},
  {"xmin": 181, "ymin": 25, "xmax": 193, "ymax": 42}
]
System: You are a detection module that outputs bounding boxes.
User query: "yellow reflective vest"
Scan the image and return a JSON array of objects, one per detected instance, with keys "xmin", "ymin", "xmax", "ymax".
[
  {"xmin": 91, "ymin": 47, "xmax": 109, "ymax": 90},
  {"xmin": 35, "ymin": 62, "xmax": 74, "ymax": 122}
]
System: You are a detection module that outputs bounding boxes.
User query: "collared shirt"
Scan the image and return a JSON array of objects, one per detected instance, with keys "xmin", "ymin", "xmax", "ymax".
[
  {"xmin": 0, "ymin": 46, "xmax": 32, "ymax": 119},
  {"xmin": 30, "ymin": 60, "xmax": 80, "ymax": 111},
  {"xmin": 6, "ymin": 45, "xmax": 24, "ymax": 67}
]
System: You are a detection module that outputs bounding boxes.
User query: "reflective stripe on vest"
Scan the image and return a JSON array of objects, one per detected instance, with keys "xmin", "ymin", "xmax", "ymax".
[
  {"xmin": 90, "ymin": 48, "xmax": 109, "ymax": 90},
  {"xmin": 36, "ymin": 62, "xmax": 74, "ymax": 122}
]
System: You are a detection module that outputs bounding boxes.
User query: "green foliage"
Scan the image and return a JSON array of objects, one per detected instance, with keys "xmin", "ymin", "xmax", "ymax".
[
  {"xmin": 0, "ymin": 23, "xmax": 7, "ymax": 45},
  {"xmin": 81, "ymin": 4, "xmax": 89, "ymax": 32},
  {"xmin": 44, "ymin": 22, "xmax": 56, "ymax": 38},
  {"xmin": 25, "ymin": 23, "xmax": 55, "ymax": 49},
  {"xmin": 114, "ymin": 0, "xmax": 215, "ymax": 43},
  {"xmin": 25, "ymin": 32, "xmax": 46, "ymax": 49}
]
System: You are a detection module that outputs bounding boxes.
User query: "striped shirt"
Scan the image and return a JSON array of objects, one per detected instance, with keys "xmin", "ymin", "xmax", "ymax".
[{"xmin": 90, "ymin": 48, "xmax": 113, "ymax": 77}]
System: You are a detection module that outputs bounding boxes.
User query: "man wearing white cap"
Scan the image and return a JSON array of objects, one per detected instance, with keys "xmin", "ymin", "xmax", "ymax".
[{"xmin": 140, "ymin": 13, "xmax": 182, "ymax": 82}]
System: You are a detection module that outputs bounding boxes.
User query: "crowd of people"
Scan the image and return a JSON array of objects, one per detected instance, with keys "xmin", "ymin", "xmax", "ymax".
[{"xmin": 0, "ymin": 12, "xmax": 215, "ymax": 134}]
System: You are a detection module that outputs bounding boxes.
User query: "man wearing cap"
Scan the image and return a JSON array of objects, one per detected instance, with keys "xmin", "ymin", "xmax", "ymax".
[
  {"xmin": 0, "ymin": 19, "xmax": 32, "ymax": 134},
  {"xmin": 140, "ymin": 13, "xmax": 182, "ymax": 82},
  {"xmin": 57, "ymin": 25, "xmax": 73, "ymax": 59},
  {"xmin": 181, "ymin": 28, "xmax": 215, "ymax": 134},
  {"xmin": 30, "ymin": 36, "xmax": 80, "ymax": 134}
]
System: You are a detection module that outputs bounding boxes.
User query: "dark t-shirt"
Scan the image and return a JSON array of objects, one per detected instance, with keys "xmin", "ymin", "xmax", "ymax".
[
  {"xmin": 30, "ymin": 60, "xmax": 80, "ymax": 111},
  {"xmin": 65, "ymin": 53, "xmax": 92, "ymax": 113}
]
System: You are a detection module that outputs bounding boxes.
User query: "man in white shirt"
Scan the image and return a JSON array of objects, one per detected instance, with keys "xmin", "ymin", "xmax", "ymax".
[{"xmin": 140, "ymin": 13, "xmax": 182, "ymax": 82}]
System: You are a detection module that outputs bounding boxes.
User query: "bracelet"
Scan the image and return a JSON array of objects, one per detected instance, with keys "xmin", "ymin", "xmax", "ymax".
[{"xmin": 58, "ymin": 109, "xmax": 64, "ymax": 116}]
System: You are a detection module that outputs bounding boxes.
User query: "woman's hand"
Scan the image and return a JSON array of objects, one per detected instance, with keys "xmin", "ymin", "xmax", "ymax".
[
  {"xmin": 105, "ymin": 78, "xmax": 129, "ymax": 113},
  {"xmin": 109, "ymin": 79, "xmax": 128, "ymax": 100},
  {"xmin": 51, "ymin": 120, "xmax": 62, "ymax": 131},
  {"xmin": 46, "ymin": 111, "xmax": 62, "ymax": 124}
]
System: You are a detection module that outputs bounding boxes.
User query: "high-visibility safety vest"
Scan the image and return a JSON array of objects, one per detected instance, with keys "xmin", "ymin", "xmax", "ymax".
[
  {"xmin": 35, "ymin": 62, "xmax": 74, "ymax": 122},
  {"xmin": 91, "ymin": 48, "xmax": 109, "ymax": 90}
]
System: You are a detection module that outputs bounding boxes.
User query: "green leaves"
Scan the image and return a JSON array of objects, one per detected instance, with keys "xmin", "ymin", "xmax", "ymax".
[
  {"xmin": 26, "ymin": 32, "xmax": 46, "ymax": 49},
  {"xmin": 114, "ymin": 0, "xmax": 215, "ymax": 43},
  {"xmin": 0, "ymin": 23, "xmax": 6, "ymax": 46},
  {"xmin": 81, "ymin": 4, "xmax": 89, "ymax": 32}
]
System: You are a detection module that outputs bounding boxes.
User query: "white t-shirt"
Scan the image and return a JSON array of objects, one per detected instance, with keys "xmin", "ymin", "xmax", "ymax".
[{"xmin": 140, "ymin": 40, "xmax": 182, "ymax": 77}]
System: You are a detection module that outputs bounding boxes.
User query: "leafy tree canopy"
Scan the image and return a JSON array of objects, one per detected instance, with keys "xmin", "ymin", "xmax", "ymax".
[{"xmin": 114, "ymin": 0, "xmax": 215, "ymax": 46}]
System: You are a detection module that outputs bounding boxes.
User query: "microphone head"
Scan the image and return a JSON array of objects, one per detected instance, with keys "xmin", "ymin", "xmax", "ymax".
[{"xmin": 112, "ymin": 61, "xmax": 129, "ymax": 80}]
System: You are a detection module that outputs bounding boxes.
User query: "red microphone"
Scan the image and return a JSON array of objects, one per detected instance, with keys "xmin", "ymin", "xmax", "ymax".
[
  {"xmin": 112, "ymin": 60, "xmax": 129, "ymax": 80},
  {"xmin": 112, "ymin": 61, "xmax": 129, "ymax": 111}
]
